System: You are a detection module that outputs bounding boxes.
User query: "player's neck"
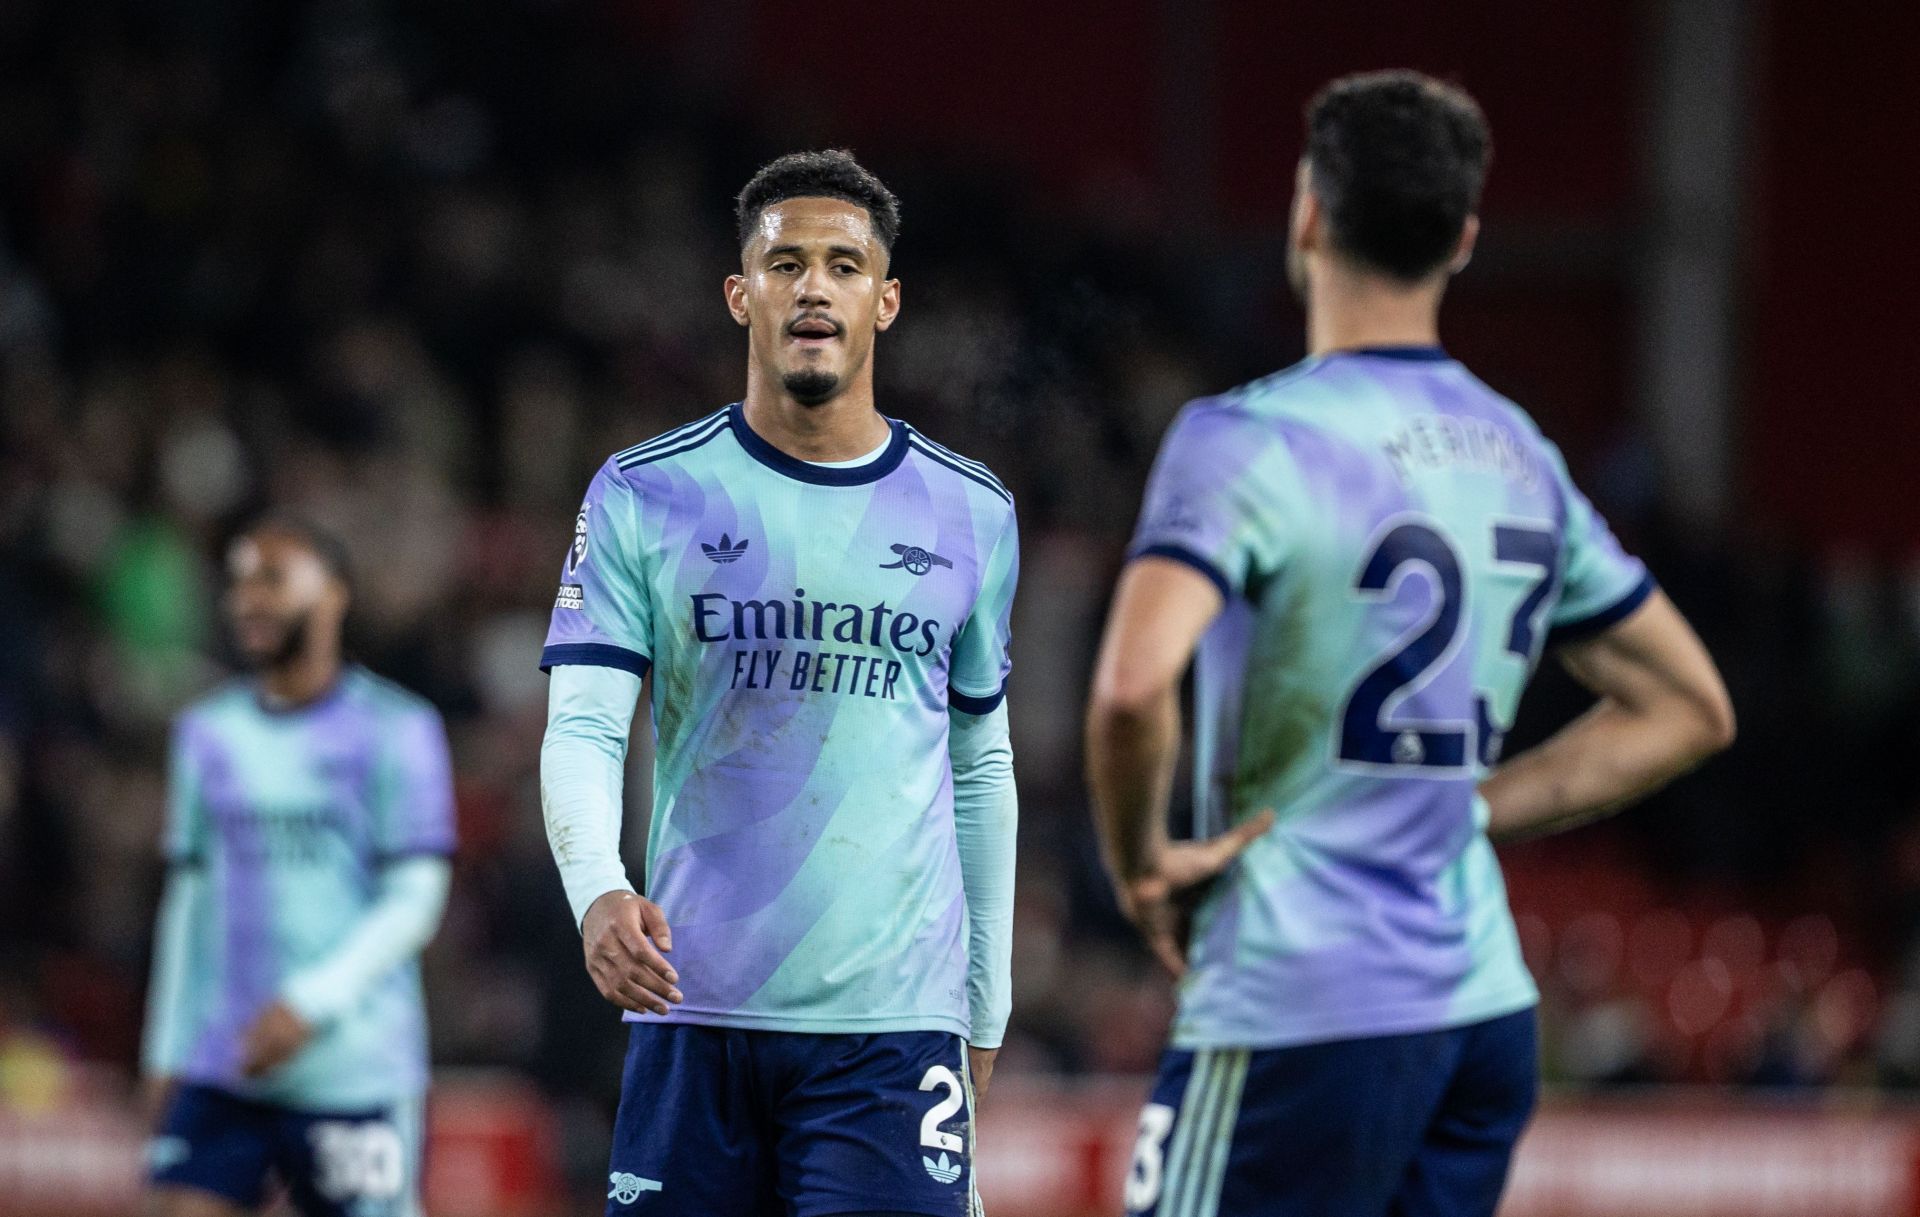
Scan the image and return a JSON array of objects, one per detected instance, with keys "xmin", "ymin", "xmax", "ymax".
[
  {"xmin": 259, "ymin": 648, "xmax": 344, "ymax": 710},
  {"xmin": 741, "ymin": 368, "xmax": 891, "ymax": 462},
  {"xmin": 1305, "ymin": 263, "xmax": 1445, "ymax": 358}
]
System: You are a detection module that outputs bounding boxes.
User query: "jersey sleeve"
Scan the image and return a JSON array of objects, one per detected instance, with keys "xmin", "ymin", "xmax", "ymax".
[
  {"xmin": 1545, "ymin": 446, "xmax": 1656, "ymax": 645},
  {"xmin": 372, "ymin": 705, "xmax": 458, "ymax": 858},
  {"xmin": 541, "ymin": 458, "xmax": 655, "ymax": 677},
  {"xmin": 163, "ymin": 719, "xmax": 208, "ymax": 865},
  {"xmin": 949, "ymin": 509, "xmax": 1019, "ymax": 714},
  {"xmin": 1126, "ymin": 402, "xmax": 1282, "ymax": 600}
]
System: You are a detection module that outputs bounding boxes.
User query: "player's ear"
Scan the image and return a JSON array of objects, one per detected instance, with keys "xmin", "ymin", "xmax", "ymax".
[
  {"xmin": 1448, "ymin": 215, "xmax": 1480, "ymax": 275},
  {"xmin": 1291, "ymin": 166, "xmax": 1324, "ymax": 255},
  {"xmin": 724, "ymin": 273, "xmax": 750, "ymax": 327},
  {"xmin": 875, "ymin": 277, "xmax": 901, "ymax": 332}
]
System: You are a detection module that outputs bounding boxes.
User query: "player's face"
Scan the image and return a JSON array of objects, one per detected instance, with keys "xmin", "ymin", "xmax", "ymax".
[
  {"xmin": 224, "ymin": 532, "xmax": 346, "ymax": 670},
  {"xmin": 726, "ymin": 197, "xmax": 900, "ymax": 406}
]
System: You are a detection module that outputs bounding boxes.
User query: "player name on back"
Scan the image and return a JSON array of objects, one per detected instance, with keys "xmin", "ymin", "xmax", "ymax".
[{"xmin": 1382, "ymin": 412, "xmax": 1543, "ymax": 488}]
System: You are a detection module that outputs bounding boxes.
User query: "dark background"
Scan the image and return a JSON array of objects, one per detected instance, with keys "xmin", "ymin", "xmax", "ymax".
[{"xmin": 2, "ymin": 0, "xmax": 1919, "ymax": 1198}]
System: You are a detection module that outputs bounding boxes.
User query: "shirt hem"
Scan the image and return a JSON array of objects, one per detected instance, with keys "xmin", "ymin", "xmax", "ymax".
[
  {"xmin": 177, "ymin": 1072, "xmax": 428, "ymax": 1115},
  {"xmin": 1548, "ymin": 572, "xmax": 1657, "ymax": 648},
  {"xmin": 949, "ymin": 682, "xmax": 1006, "ymax": 715},
  {"xmin": 1170, "ymin": 985, "xmax": 1540, "ymax": 1051},
  {"xmin": 540, "ymin": 642, "xmax": 651, "ymax": 677},
  {"xmin": 621, "ymin": 1007, "xmax": 972, "ymax": 1038}
]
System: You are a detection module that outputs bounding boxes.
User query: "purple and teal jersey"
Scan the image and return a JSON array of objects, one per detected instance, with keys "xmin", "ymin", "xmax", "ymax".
[
  {"xmin": 541, "ymin": 403, "xmax": 1019, "ymax": 1038},
  {"xmin": 1129, "ymin": 347, "xmax": 1653, "ymax": 1049},
  {"xmin": 163, "ymin": 667, "xmax": 456, "ymax": 1107}
]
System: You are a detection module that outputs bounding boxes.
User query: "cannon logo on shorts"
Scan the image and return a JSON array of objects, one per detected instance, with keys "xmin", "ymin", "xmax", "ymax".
[{"xmin": 608, "ymin": 1171, "xmax": 663, "ymax": 1204}]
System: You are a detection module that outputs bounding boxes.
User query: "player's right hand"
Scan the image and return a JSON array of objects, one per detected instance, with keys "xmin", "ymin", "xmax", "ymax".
[
  {"xmin": 1121, "ymin": 809, "xmax": 1276, "ymax": 980},
  {"xmin": 142, "ymin": 1075, "xmax": 178, "ymax": 1128},
  {"xmin": 582, "ymin": 890, "xmax": 683, "ymax": 1016}
]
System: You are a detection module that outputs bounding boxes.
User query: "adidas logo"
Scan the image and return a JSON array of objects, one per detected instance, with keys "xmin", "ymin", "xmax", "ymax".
[
  {"xmin": 922, "ymin": 1151, "xmax": 963, "ymax": 1184},
  {"xmin": 701, "ymin": 533, "xmax": 750, "ymax": 564}
]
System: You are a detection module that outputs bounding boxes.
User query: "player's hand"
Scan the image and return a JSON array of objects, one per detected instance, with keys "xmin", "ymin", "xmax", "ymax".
[
  {"xmin": 967, "ymin": 1045, "xmax": 997, "ymax": 1107},
  {"xmin": 1120, "ymin": 810, "xmax": 1276, "ymax": 979},
  {"xmin": 239, "ymin": 1001, "xmax": 313, "ymax": 1077},
  {"xmin": 582, "ymin": 890, "xmax": 683, "ymax": 1016},
  {"xmin": 142, "ymin": 1076, "xmax": 178, "ymax": 1127}
]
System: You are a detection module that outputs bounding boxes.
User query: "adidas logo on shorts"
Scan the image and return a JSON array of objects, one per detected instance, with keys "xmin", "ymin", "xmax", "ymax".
[{"xmin": 922, "ymin": 1151, "xmax": 962, "ymax": 1184}]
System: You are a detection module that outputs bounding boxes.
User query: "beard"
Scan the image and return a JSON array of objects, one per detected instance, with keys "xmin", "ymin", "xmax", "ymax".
[
  {"xmin": 782, "ymin": 369, "xmax": 841, "ymax": 406},
  {"xmin": 239, "ymin": 610, "xmax": 313, "ymax": 672}
]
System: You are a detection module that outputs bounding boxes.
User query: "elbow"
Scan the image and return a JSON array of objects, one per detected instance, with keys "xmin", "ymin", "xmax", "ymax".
[
  {"xmin": 1676, "ymin": 682, "xmax": 1736, "ymax": 761},
  {"xmin": 1086, "ymin": 671, "xmax": 1175, "ymax": 732},
  {"xmin": 1090, "ymin": 660, "xmax": 1175, "ymax": 725},
  {"xmin": 1698, "ymin": 688, "xmax": 1737, "ymax": 755}
]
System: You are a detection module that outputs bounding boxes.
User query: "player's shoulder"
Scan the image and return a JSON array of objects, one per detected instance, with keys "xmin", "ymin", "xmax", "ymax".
[
  {"xmin": 899, "ymin": 421, "xmax": 1015, "ymax": 515},
  {"xmin": 1436, "ymin": 362, "xmax": 1569, "ymax": 477},
  {"xmin": 341, "ymin": 666, "xmax": 444, "ymax": 725},
  {"xmin": 1163, "ymin": 361, "xmax": 1330, "ymax": 449},
  {"xmin": 590, "ymin": 406, "xmax": 737, "ymax": 495},
  {"xmin": 175, "ymin": 680, "xmax": 254, "ymax": 735}
]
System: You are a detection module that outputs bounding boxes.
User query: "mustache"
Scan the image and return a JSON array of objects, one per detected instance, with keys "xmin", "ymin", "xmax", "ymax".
[{"xmin": 785, "ymin": 313, "xmax": 844, "ymax": 337}]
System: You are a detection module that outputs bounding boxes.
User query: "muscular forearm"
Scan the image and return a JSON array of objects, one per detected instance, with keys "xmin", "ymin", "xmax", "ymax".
[
  {"xmin": 950, "ymin": 704, "xmax": 1017, "ymax": 1049},
  {"xmin": 1086, "ymin": 684, "xmax": 1182, "ymax": 883},
  {"xmin": 281, "ymin": 857, "xmax": 451, "ymax": 1024},
  {"xmin": 1482, "ymin": 699, "xmax": 1723, "ymax": 842},
  {"xmin": 541, "ymin": 665, "xmax": 643, "ymax": 925}
]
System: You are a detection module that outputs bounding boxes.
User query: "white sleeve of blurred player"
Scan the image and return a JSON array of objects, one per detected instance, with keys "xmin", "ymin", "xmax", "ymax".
[
  {"xmin": 141, "ymin": 864, "xmax": 204, "ymax": 1078},
  {"xmin": 281, "ymin": 856, "xmax": 452, "ymax": 1026},
  {"xmin": 950, "ymin": 702, "xmax": 1018, "ymax": 1050},
  {"xmin": 539, "ymin": 663, "xmax": 643, "ymax": 928}
]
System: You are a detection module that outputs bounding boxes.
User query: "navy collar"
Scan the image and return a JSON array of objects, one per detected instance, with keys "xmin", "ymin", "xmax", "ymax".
[
  {"xmin": 1327, "ymin": 345, "xmax": 1452, "ymax": 362},
  {"xmin": 728, "ymin": 401, "xmax": 909, "ymax": 486}
]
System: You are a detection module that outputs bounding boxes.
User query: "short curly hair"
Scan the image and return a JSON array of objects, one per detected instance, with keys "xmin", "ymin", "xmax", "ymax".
[
  {"xmin": 735, "ymin": 149, "xmax": 901, "ymax": 252},
  {"xmin": 1305, "ymin": 71, "xmax": 1491, "ymax": 281}
]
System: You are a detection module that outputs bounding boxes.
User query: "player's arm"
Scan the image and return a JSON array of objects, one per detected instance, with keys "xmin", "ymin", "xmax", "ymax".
[
  {"xmin": 949, "ymin": 704, "xmax": 1016, "ymax": 1100},
  {"xmin": 1482, "ymin": 589, "xmax": 1734, "ymax": 842},
  {"xmin": 541, "ymin": 664, "xmax": 680, "ymax": 1015},
  {"xmin": 539, "ymin": 461, "xmax": 680, "ymax": 1016},
  {"xmin": 245, "ymin": 707, "xmax": 459, "ymax": 1077},
  {"xmin": 141, "ymin": 723, "xmax": 206, "ymax": 1121},
  {"xmin": 242, "ymin": 856, "xmax": 454, "ymax": 1077},
  {"xmin": 1085, "ymin": 559, "xmax": 1274, "ymax": 979},
  {"xmin": 141, "ymin": 863, "xmax": 203, "ymax": 1121},
  {"xmin": 947, "ymin": 511, "xmax": 1020, "ymax": 1101}
]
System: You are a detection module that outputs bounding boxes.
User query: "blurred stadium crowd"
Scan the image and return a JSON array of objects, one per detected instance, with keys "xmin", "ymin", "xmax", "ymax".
[{"xmin": 4, "ymin": 1, "xmax": 1920, "ymax": 1180}]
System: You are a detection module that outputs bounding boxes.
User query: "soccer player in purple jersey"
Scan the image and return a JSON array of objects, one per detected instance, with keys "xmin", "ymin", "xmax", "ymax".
[
  {"xmin": 539, "ymin": 151, "xmax": 1018, "ymax": 1216},
  {"xmin": 1087, "ymin": 73, "xmax": 1735, "ymax": 1217},
  {"xmin": 143, "ymin": 519, "xmax": 454, "ymax": 1217}
]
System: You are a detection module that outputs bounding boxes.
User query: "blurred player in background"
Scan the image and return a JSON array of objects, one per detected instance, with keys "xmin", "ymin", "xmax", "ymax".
[
  {"xmin": 1087, "ymin": 72, "xmax": 1735, "ymax": 1217},
  {"xmin": 538, "ymin": 150, "xmax": 1018, "ymax": 1217},
  {"xmin": 141, "ymin": 518, "xmax": 456, "ymax": 1217}
]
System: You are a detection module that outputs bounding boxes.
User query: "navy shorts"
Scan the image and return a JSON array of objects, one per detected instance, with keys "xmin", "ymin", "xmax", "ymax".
[
  {"xmin": 149, "ymin": 1083, "xmax": 424, "ymax": 1217},
  {"xmin": 1124, "ymin": 1008, "xmax": 1537, "ymax": 1217},
  {"xmin": 605, "ymin": 1023, "xmax": 981, "ymax": 1217}
]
